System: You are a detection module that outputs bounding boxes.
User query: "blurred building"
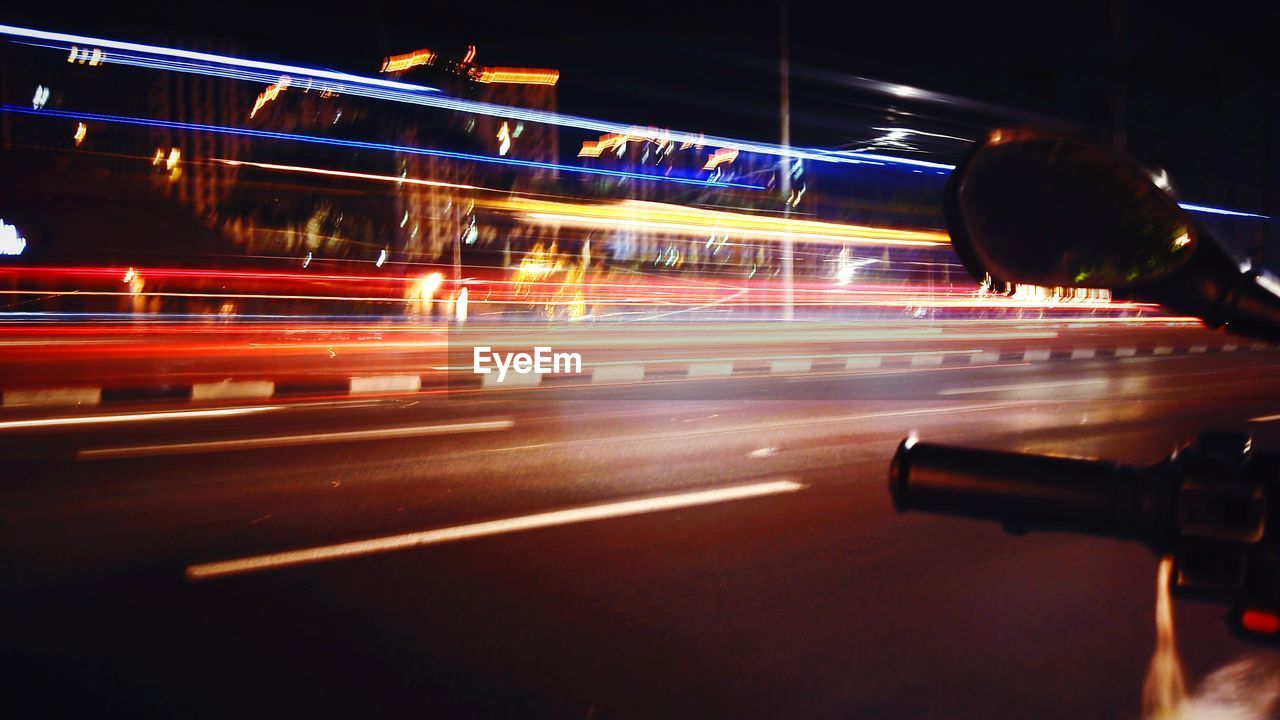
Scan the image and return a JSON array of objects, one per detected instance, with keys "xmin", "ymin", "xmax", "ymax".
[
  {"xmin": 146, "ymin": 43, "xmax": 250, "ymax": 223},
  {"xmin": 472, "ymin": 70, "xmax": 559, "ymax": 173},
  {"xmin": 194, "ymin": 43, "xmax": 567, "ymax": 274},
  {"xmin": 396, "ymin": 136, "xmax": 473, "ymax": 265},
  {"xmin": 381, "ymin": 46, "xmax": 561, "ymax": 269},
  {"xmin": 575, "ymin": 130, "xmax": 791, "ymax": 275},
  {"xmin": 0, "ymin": 36, "xmax": 249, "ymax": 265}
]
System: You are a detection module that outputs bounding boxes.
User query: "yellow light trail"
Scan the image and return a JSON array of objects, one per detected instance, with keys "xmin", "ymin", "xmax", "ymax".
[
  {"xmin": 215, "ymin": 157, "xmax": 947, "ymax": 249},
  {"xmin": 474, "ymin": 67, "xmax": 559, "ymax": 85},
  {"xmin": 482, "ymin": 198, "xmax": 949, "ymax": 248}
]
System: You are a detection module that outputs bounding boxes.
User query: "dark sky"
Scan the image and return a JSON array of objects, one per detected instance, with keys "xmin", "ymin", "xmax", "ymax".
[{"xmin": 6, "ymin": 0, "xmax": 1279, "ymax": 209}]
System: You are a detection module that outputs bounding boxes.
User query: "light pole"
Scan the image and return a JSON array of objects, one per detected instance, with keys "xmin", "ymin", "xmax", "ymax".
[{"xmin": 779, "ymin": 0, "xmax": 795, "ymax": 321}]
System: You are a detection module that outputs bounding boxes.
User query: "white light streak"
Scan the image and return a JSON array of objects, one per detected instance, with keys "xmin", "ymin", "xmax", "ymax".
[
  {"xmin": 79, "ymin": 419, "xmax": 514, "ymax": 459},
  {"xmin": 186, "ymin": 479, "xmax": 805, "ymax": 580},
  {"xmin": 0, "ymin": 220, "xmax": 28, "ymax": 255},
  {"xmin": 0, "ymin": 405, "xmax": 280, "ymax": 431},
  {"xmin": 0, "ymin": 23, "xmax": 440, "ymax": 94}
]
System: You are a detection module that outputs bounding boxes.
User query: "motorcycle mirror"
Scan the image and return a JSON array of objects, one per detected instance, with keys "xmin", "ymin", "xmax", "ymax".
[
  {"xmin": 945, "ymin": 129, "xmax": 1194, "ymax": 290},
  {"xmin": 944, "ymin": 128, "xmax": 1280, "ymax": 341}
]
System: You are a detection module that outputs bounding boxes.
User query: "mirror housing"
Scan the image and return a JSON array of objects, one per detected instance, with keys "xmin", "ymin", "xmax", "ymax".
[
  {"xmin": 945, "ymin": 128, "xmax": 1280, "ymax": 341},
  {"xmin": 946, "ymin": 129, "xmax": 1195, "ymax": 290}
]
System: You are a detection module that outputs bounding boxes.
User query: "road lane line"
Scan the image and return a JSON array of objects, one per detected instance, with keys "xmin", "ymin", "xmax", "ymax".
[
  {"xmin": 78, "ymin": 418, "xmax": 514, "ymax": 460},
  {"xmin": 186, "ymin": 478, "xmax": 805, "ymax": 580},
  {"xmin": 0, "ymin": 405, "xmax": 280, "ymax": 431},
  {"xmin": 939, "ymin": 379, "xmax": 1108, "ymax": 396},
  {"xmin": 350, "ymin": 375, "xmax": 422, "ymax": 394},
  {"xmin": 191, "ymin": 380, "xmax": 275, "ymax": 401},
  {"xmin": 3, "ymin": 387, "xmax": 102, "ymax": 407}
]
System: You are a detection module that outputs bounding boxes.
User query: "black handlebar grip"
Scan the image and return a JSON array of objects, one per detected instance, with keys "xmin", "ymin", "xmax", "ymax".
[{"xmin": 890, "ymin": 439, "xmax": 1175, "ymax": 545}]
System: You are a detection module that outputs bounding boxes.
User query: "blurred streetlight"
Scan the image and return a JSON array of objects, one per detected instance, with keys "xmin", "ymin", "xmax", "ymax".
[{"xmin": 778, "ymin": 0, "xmax": 794, "ymax": 321}]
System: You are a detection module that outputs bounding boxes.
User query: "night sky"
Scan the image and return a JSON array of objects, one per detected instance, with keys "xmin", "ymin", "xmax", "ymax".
[{"xmin": 5, "ymin": 1, "xmax": 1278, "ymax": 213}]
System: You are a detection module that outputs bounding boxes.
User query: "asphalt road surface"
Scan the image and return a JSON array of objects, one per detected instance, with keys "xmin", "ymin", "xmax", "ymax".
[{"xmin": 4, "ymin": 331, "xmax": 1280, "ymax": 718}]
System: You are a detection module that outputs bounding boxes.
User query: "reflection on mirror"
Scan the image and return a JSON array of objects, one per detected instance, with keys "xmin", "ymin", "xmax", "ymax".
[{"xmin": 950, "ymin": 130, "xmax": 1194, "ymax": 290}]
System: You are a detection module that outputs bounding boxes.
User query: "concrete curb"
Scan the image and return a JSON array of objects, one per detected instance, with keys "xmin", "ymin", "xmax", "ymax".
[{"xmin": 4, "ymin": 342, "xmax": 1277, "ymax": 408}]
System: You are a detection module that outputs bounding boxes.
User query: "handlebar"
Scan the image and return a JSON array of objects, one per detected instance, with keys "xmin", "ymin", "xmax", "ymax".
[
  {"xmin": 890, "ymin": 440, "xmax": 1176, "ymax": 547},
  {"xmin": 889, "ymin": 433, "xmax": 1280, "ymax": 643}
]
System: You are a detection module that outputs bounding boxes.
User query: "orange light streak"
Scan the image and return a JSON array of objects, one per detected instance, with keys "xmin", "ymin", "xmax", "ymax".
[
  {"xmin": 250, "ymin": 76, "xmax": 291, "ymax": 119},
  {"xmin": 703, "ymin": 147, "xmax": 739, "ymax": 170},
  {"xmin": 474, "ymin": 67, "xmax": 559, "ymax": 85},
  {"xmin": 381, "ymin": 49, "xmax": 436, "ymax": 73}
]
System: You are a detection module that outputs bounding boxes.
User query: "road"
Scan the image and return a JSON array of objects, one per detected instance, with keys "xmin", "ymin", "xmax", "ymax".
[
  {"xmin": 0, "ymin": 317, "xmax": 1208, "ymax": 393},
  {"xmin": 3, "ymin": 324, "xmax": 1280, "ymax": 718}
]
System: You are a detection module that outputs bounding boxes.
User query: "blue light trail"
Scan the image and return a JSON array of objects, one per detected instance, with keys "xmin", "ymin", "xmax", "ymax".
[
  {"xmin": 0, "ymin": 24, "xmax": 1268, "ymax": 218},
  {"xmin": 1, "ymin": 105, "xmax": 765, "ymax": 190},
  {"xmin": 0, "ymin": 23, "xmax": 441, "ymax": 95},
  {"xmin": 0, "ymin": 23, "xmax": 940, "ymax": 170},
  {"xmin": 1176, "ymin": 203, "xmax": 1269, "ymax": 219}
]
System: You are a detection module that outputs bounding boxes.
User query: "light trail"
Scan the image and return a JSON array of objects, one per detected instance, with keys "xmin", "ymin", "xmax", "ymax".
[
  {"xmin": 198, "ymin": 160, "xmax": 949, "ymax": 247},
  {"xmin": 445, "ymin": 330, "xmax": 1050, "ymax": 351},
  {"xmin": 0, "ymin": 405, "xmax": 280, "ymax": 430},
  {"xmin": 523, "ymin": 214, "xmax": 940, "ymax": 248},
  {"xmin": 0, "ymin": 22, "xmax": 1270, "ymax": 217},
  {"xmin": 1, "ymin": 105, "xmax": 762, "ymax": 189},
  {"xmin": 938, "ymin": 379, "xmax": 1108, "ymax": 396},
  {"xmin": 1, "ymin": 24, "xmax": 443, "ymax": 95},
  {"xmin": 219, "ymin": 158, "xmax": 492, "ymax": 192},
  {"xmin": 0, "ymin": 24, "xmax": 940, "ymax": 170},
  {"xmin": 0, "ymin": 288, "xmax": 1166, "ymax": 312},
  {"xmin": 0, "ymin": 289, "xmax": 435, "ymax": 303},
  {"xmin": 78, "ymin": 418, "xmax": 515, "ymax": 460},
  {"xmin": 0, "ymin": 283, "xmax": 1171, "ymax": 314},
  {"xmin": 1175, "ymin": 203, "xmax": 1269, "ymax": 219},
  {"xmin": 484, "ymin": 197, "xmax": 948, "ymax": 247},
  {"xmin": 0, "ymin": 254, "xmax": 1175, "ymax": 317},
  {"xmin": 0, "ymin": 317, "xmax": 1198, "ymax": 347},
  {"xmin": 583, "ymin": 349, "xmax": 990, "ymax": 366}
]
